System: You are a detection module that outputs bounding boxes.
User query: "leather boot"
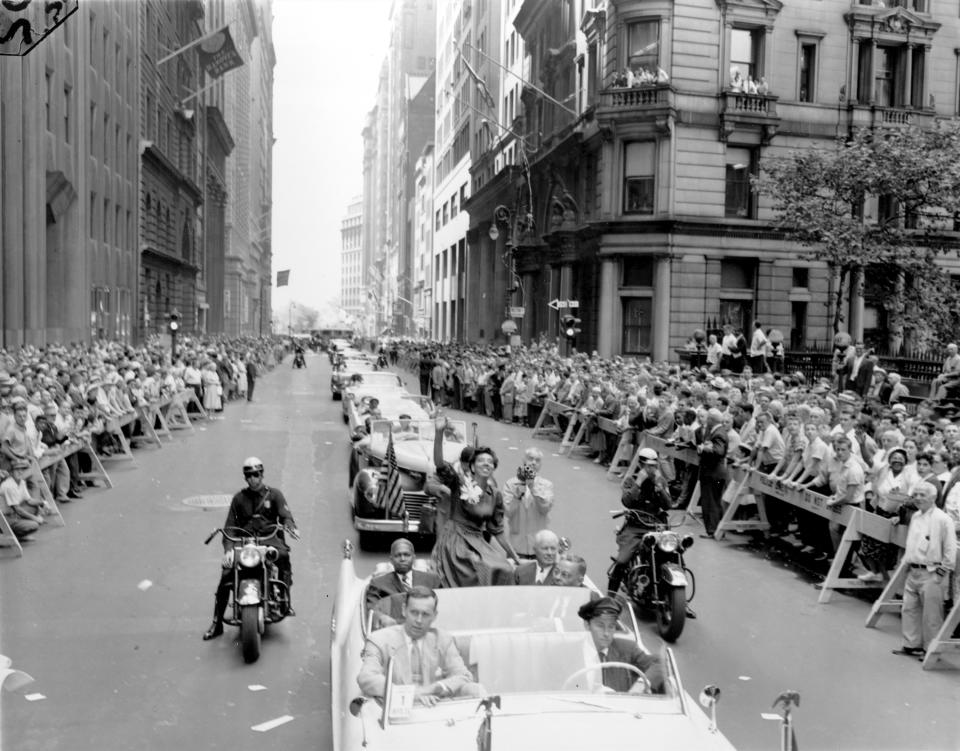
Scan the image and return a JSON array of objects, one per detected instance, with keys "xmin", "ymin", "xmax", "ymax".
[{"xmin": 202, "ymin": 592, "xmax": 228, "ymax": 640}]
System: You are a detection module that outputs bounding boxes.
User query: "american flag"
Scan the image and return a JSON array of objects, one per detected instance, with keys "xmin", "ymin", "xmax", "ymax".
[{"xmin": 376, "ymin": 432, "xmax": 406, "ymax": 519}]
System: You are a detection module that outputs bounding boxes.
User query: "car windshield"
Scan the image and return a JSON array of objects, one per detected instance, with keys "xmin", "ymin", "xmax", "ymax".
[
  {"xmin": 367, "ymin": 587, "xmax": 683, "ymax": 728},
  {"xmin": 368, "ymin": 419, "xmax": 466, "ymax": 444},
  {"xmin": 347, "ymin": 372, "xmax": 402, "ymax": 388}
]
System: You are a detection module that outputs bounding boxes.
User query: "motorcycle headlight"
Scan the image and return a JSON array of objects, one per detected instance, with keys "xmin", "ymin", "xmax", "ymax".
[
  {"xmin": 681, "ymin": 534, "xmax": 695, "ymax": 550},
  {"xmin": 239, "ymin": 547, "xmax": 262, "ymax": 567},
  {"xmin": 642, "ymin": 533, "xmax": 657, "ymax": 549},
  {"xmin": 658, "ymin": 533, "xmax": 680, "ymax": 553}
]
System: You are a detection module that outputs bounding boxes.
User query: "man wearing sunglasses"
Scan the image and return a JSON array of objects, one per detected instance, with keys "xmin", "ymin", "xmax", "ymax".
[{"xmin": 203, "ymin": 456, "xmax": 300, "ymax": 640}]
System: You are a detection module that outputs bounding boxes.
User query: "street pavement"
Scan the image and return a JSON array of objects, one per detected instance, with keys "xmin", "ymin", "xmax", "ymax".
[{"xmin": 2, "ymin": 350, "xmax": 958, "ymax": 751}]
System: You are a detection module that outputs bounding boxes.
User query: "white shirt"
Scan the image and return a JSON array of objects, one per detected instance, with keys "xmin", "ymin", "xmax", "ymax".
[
  {"xmin": 535, "ymin": 565, "xmax": 551, "ymax": 584},
  {"xmin": 904, "ymin": 506, "xmax": 958, "ymax": 569}
]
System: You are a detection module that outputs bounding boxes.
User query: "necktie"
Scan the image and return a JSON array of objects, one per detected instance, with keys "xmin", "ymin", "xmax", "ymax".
[
  {"xmin": 536, "ymin": 567, "xmax": 546, "ymax": 584},
  {"xmin": 400, "ymin": 572, "xmax": 412, "ymax": 591},
  {"xmin": 410, "ymin": 640, "xmax": 423, "ymax": 685}
]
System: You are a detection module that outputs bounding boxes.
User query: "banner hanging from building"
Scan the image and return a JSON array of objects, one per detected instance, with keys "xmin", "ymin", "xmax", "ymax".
[
  {"xmin": 197, "ymin": 26, "xmax": 244, "ymax": 79},
  {"xmin": 276, "ymin": 269, "xmax": 290, "ymax": 287}
]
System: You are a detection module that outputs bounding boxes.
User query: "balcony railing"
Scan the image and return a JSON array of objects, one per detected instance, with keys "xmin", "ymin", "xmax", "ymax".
[
  {"xmin": 719, "ymin": 91, "xmax": 780, "ymax": 144},
  {"xmin": 723, "ymin": 91, "xmax": 778, "ymax": 117},
  {"xmin": 599, "ymin": 83, "xmax": 674, "ymax": 109},
  {"xmin": 847, "ymin": 104, "xmax": 936, "ymax": 131}
]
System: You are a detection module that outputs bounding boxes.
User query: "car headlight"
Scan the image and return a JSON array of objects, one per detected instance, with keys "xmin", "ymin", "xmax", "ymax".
[
  {"xmin": 239, "ymin": 547, "xmax": 262, "ymax": 567},
  {"xmin": 657, "ymin": 533, "xmax": 680, "ymax": 553}
]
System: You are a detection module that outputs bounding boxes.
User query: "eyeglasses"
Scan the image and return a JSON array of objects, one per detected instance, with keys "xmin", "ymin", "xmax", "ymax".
[{"xmin": 244, "ymin": 471, "xmax": 262, "ymax": 479}]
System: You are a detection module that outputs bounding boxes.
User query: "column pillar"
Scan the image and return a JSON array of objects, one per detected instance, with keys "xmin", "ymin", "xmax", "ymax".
[
  {"xmin": 868, "ymin": 40, "xmax": 879, "ymax": 105},
  {"xmin": 652, "ymin": 255, "xmax": 671, "ymax": 362},
  {"xmin": 848, "ymin": 266, "xmax": 864, "ymax": 343},
  {"xmin": 597, "ymin": 257, "xmax": 618, "ymax": 357},
  {"xmin": 904, "ymin": 44, "xmax": 914, "ymax": 109},
  {"xmin": 921, "ymin": 45, "xmax": 931, "ymax": 110},
  {"xmin": 23, "ymin": 56, "xmax": 45, "ymax": 345},
  {"xmin": 521, "ymin": 270, "xmax": 536, "ymax": 342}
]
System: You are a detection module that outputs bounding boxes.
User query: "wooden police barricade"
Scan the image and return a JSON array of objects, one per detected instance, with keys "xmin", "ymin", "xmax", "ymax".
[
  {"xmin": 130, "ymin": 403, "xmax": 164, "ymax": 449},
  {"xmin": 605, "ymin": 425, "xmax": 638, "ymax": 481},
  {"xmin": 558, "ymin": 411, "xmax": 582, "ymax": 455},
  {"xmin": 865, "ymin": 557, "xmax": 911, "ymax": 629},
  {"xmin": 75, "ymin": 440, "xmax": 113, "ymax": 489},
  {"xmin": 163, "ymin": 390, "xmax": 196, "ymax": 432},
  {"xmin": 184, "ymin": 389, "xmax": 209, "ymax": 420},
  {"xmin": 564, "ymin": 411, "xmax": 597, "ymax": 457},
  {"xmin": 98, "ymin": 413, "xmax": 136, "ymax": 462},
  {"xmin": 30, "ymin": 455, "xmax": 66, "ymax": 528},
  {"xmin": 0, "ymin": 510, "xmax": 25, "ymax": 557},
  {"xmin": 921, "ymin": 600, "xmax": 960, "ymax": 670},
  {"xmin": 151, "ymin": 396, "xmax": 173, "ymax": 441},
  {"xmin": 531, "ymin": 399, "xmax": 570, "ymax": 440}
]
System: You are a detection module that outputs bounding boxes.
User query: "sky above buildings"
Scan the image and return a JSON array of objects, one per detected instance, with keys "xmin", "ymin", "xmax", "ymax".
[{"xmin": 271, "ymin": 0, "xmax": 392, "ymax": 323}]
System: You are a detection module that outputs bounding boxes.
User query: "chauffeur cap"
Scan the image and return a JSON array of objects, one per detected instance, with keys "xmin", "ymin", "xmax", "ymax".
[{"xmin": 578, "ymin": 596, "xmax": 623, "ymax": 621}]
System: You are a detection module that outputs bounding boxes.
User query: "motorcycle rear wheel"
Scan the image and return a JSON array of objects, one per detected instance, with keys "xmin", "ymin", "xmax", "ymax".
[
  {"xmin": 241, "ymin": 605, "xmax": 262, "ymax": 664},
  {"xmin": 656, "ymin": 587, "xmax": 686, "ymax": 642}
]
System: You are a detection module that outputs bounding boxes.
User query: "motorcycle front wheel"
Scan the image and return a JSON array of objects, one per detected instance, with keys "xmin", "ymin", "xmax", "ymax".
[
  {"xmin": 241, "ymin": 605, "xmax": 262, "ymax": 664},
  {"xmin": 656, "ymin": 587, "xmax": 686, "ymax": 642}
]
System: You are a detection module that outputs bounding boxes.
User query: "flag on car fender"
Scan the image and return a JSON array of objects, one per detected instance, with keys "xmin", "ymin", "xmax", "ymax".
[{"xmin": 377, "ymin": 432, "xmax": 406, "ymax": 519}]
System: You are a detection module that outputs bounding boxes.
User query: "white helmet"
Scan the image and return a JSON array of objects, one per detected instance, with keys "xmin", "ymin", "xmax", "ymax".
[
  {"xmin": 637, "ymin": 448, "xmax": 658, "ymax": 464},
  {"xmin": 242, "ymin": 456, "xmax": 264, "ymax": 474}
]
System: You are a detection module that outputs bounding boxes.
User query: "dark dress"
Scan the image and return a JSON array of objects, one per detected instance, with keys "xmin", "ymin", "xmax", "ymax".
[{"xmin": 432, "ymin": 463, "xmax": 515, "ymax": 587}]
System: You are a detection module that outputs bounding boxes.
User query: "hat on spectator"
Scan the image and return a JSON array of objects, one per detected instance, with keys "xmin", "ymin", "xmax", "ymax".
[
  {"xmin": 578, "ymin": 596, "xmax": 623, "ymax": 621},
  {"xmin": 891, "ymin": 403, "xmax": 907, "ymax": 414}
]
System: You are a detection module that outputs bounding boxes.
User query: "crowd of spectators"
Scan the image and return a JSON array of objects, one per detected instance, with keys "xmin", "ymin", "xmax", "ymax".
[
  {"xmin": 0, "ymin": 335, "xmax": 287, "ymax": 544},
  {"xmin": 356, "ymin": 332, "xmax": 960, "ymax": 649}
]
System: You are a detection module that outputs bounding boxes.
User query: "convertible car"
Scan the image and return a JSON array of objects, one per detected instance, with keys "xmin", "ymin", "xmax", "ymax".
[
  {"xmin": 348, "ymin": 419, "xmax": 468, "ymax": 548},
  {"xmin": 331, "ymin": 361, "xmax": 380, "ymax": 400},
  {"xmin": 331, "ymin": 543, "xmax": 737, "ymax": 751}
]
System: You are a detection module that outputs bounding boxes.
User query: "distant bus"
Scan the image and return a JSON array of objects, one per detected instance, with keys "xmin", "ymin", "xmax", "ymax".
[{"xmin": 312, "ymin": 327, "xmax": 354, "ymax": 351}]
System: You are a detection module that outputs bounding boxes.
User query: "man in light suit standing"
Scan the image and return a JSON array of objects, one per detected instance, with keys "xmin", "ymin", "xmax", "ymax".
[{"xmin": 358, "ymin": 586, "xmax": 481, "ymax": 706}]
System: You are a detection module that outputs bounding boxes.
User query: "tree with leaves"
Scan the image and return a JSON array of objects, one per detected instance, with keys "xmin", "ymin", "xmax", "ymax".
[{"xmin": 755, "ymin": 123, "xmax": 960, "ymax": 350}]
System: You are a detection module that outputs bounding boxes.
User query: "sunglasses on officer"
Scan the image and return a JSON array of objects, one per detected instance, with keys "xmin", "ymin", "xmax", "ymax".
[{"xmin": 244, "ymin": 470, "xmax": 262, "ymax": 479}]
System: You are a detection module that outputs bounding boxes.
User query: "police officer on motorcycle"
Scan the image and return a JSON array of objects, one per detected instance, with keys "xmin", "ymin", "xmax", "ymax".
[
  {"xmin": 202, "ymin": 457, "xmax": 300, "ymax": 640},
  {"xmin": 606, "ymin": 448, "xmax": 674, "ymax": 597}
]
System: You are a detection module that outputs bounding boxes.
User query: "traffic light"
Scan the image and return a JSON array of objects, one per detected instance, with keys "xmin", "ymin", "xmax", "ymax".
[
  {"xmin": 561, "ymin": 314, "xmax": 581, "ymax": 341},
  {"xmin": 168, "ymin": 309, "xmax": 181, "ymax": 333}
]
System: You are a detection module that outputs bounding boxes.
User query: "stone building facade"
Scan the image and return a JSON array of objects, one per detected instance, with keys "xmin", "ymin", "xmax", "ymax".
[{"xmin": 464, "ymin": 0, "xmax": 960, "ymax": 357}]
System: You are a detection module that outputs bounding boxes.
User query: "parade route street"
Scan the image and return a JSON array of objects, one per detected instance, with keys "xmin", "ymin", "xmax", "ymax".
[{"xmin": 1, "ymin": 351, "xmax": 958, "ymax": 750}]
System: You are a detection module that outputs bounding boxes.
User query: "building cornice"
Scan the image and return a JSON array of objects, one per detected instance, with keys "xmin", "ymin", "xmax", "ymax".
[{"xmin": 141, "ymin": 143, "xmax": 203, "ymax": 204}]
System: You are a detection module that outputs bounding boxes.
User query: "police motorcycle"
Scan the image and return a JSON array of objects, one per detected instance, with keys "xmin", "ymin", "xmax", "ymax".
[
  {"xmin": 203, "ymin": 523, "xmax": 298, "ymax": 663},
  {"xmin": 608, "ymin": 507, "xmax": 696, "ymax": 642}
]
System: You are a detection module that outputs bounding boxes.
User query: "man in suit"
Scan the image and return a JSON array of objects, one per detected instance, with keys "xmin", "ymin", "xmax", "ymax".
[
  {"xmin": 578, "ymin": 597, "xmax": 665, "ymax": 693},
  {"xmin": 357, "ymin": 586, "xmax": 482, "ymax": 706},
  {"xmin": 697, "ymin": 408, "xmax": 729, "ymax": 538},
  {"xmin": 514, "ymin": 529, "xmax": 560, "ymax": 584},
  {"xmin": 365, "ymin": 538, "xmax": 441, "ymax": 614}
]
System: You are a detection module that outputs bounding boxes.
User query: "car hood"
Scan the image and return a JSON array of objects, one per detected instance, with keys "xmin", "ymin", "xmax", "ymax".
[{"xmin": 345, "ymin": 694, "xmax": 736, "ymax": 751}]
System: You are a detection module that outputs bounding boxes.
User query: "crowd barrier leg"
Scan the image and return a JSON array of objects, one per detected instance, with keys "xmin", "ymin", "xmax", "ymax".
[
  {"xmin": 28, "ymin": 458, "xmax": 66, "ymax": 528},
  {"xmin": 921, "ymin": 599, "xmax": 960, "ymax": 670},
  {"xmin": 131, "ymin": 406, "xmax": 163, "ymax": 449},
  {"xmin": 152, "ymin": 404, "xmax": 173, "ymax": 441},
  {"xmin": 531, "ymin": 405, "xmax": 563, "ymax": 440},
  {"xmin": 77, "ymin": 441, "xmax": 113, "ymax": 489},
  {"xmin": 566, "ymin": 418, "xmax": 592, "ymax": 457},
  {"xmin": 865, "ymin": 557, "xmax": 911, "ymax": 628},
  {"xmin": 186, "ymin": 391, "xmax": 209, "ymax": 420},
  {"xmin": 715, "ymin": 471, "xmax": 768, "ymax": 540},
  {"xmin": 0, "ymin": 513, "xmax": 25, "ymax": 557},
  {"xmin": 818, "ymin": 508, "xmax": 873, "ymax": 604},
  {"xmin": 164, "ymin": 395, "xmax": 195, "ymax": 432},
  {"xmin": 683, "ymin": 481, "xmax": 702, "ymax": 523},
  {"xmin": 558, "ymin": 414, "xmax": 580, "ymax": 455},
  {"xmin": 619, "ymin": 436, "xmax": 649, "ymax": 489},
  {"xmin": 606, "ymin": 431, "xmax": 635, "ymax": 481},
  {"xmin": 100, "ymin": 420, "xmax": 135, "ymax": 462}
]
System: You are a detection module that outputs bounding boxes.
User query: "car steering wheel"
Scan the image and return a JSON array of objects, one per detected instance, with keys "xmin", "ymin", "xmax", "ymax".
[{"xmin": 561, "ymin": 662, "xmax": 651, "ymax": 694}]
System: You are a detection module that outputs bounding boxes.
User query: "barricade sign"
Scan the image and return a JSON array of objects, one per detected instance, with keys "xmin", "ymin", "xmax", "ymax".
[{"xmin": 182, "ymin": 494, "xmax": 233, "ymax": 509}]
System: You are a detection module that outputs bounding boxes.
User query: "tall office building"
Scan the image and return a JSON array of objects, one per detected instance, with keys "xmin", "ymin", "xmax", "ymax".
[
  {"xmin": 340, "ymin": 196, "xmax": 364, "ymax": 326},
  {"xmin": 1, "ymin": 1, "xmax": 140, "ymax": 346}
]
